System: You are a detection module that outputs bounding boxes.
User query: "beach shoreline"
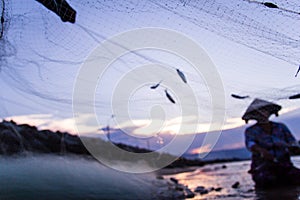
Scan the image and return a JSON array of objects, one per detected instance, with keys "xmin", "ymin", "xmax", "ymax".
[{"xmin": 156, "ymin": 166, "xmax": 198, "ymax": 176}]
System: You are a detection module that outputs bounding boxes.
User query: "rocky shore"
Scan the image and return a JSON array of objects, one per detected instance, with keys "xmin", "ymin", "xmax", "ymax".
[
  {"xmin": 0, "ymin": 120, "xmax": 88, "ymax": 155},
  {"xmin": 0, "ymin": 120, "xmax": 249, "ymax": 169}
]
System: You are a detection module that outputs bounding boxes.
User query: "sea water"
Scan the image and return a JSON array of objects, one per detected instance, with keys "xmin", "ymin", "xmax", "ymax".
[
  {"xmin": 0, "ymin": 155, "xmax": 159, "ymax": 200},
  {"xmin": 165, "ymin": 156, "xmax": 300, "ymax": 199}
]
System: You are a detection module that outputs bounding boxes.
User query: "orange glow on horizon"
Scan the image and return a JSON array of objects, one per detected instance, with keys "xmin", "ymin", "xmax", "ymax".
[{"xmin": 189, "ymin": 144, "xmax": 212, "ymax": 154}]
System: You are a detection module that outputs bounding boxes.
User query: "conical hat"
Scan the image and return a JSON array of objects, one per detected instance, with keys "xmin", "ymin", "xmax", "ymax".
[{"xmin": 242, "ymin": 98, "xmax": 281, "ymax": 123}]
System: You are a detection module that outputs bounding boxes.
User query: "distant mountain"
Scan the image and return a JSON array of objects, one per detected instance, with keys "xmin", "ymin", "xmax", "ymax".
[
  {"xmin": 184, "ymin": 147, "xmax": 251, "ymax": 161},
  {"xmin": 106, "ymin": 125, "xmax": 247, "ymax": 158},
  {"xmin": 106, "ymin": 110, "xmax": 300, "ymax": 160}
]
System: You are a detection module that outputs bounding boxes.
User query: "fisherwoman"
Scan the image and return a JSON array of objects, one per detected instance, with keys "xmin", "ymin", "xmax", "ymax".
[{"xmin": 243, "ymin": 98, "xmax": 300, "ymax": 188}]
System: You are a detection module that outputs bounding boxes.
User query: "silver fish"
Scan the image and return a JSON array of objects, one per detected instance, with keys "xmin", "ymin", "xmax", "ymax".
[
  {"xmin": 150, "ymin": 81, "xmax": 162, "ymax": 89},
  {"xmin": 165, "ymin": 89, "xmax": 176, "ymax": 104},
  {"xmin": 289, "ymin": 93, "xmax": 300, "ymax": 99},
  {"xmin": 263, "ymin": 2, "xmax": 278, "ymax": 9},
  {"xmin": 295, "ymin": 65, "xmax": 300, "ymax": 77},
  {"xmin": 176, "ymin": 69, "xmax": 187, "ymax": 83},
  {"xmin": 231, "ymin": 94, "xmax": 249, "ymax": 99}
]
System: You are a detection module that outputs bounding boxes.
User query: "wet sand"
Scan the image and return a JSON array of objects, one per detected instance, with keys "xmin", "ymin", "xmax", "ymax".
[{"xmin": 156, "ymin": 167, "xmax": 198, "ymax": 176}]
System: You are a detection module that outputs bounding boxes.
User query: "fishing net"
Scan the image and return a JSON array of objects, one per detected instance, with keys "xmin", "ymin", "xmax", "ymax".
[{"xmin": 0, "ymin": 0, "xmax": 300, "ymax": 138}]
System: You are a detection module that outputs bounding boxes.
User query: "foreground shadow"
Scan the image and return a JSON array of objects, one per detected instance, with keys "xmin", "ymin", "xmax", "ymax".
[{"xmin": 255, "ymin": 185, "xmax": 300, "ymax": 200}]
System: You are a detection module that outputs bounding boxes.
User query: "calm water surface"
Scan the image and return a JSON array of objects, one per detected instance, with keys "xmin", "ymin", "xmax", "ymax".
[{"xmin": 165, "ymin": 156, "xmax": 300, "ymax": 200}]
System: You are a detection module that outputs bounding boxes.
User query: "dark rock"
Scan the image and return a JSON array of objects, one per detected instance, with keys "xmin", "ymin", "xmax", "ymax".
[
  {"xmin": 175, "ymin": 185, "xmax": 184, "ymax": 191},
  {"xmin": 194, "ymin": 186, "xmax": 205, "ymax": 192},
  {"xmin": 232, "ymin": 181, "xmax": 240, "ymax": 189},
  {"xmin": 194, "ymin": 186, "xmax": 209, "ymax": 195},
  {"xmin": 214, "ymin": 187, "xmax": 222, "ymax": 192},
  {"xmin": 173, "ymin": 192, "xmax": 185, "ymax": 199},
  {"xmin": 64, "ymin": 133, "xmax": 89, "ymax": 154},
  {"xmin": 46, "ymin": 131, "xmax": 63, "ymax": 153},
  {"xmin": 0, "ymin": 121, "xmax": 75, "ymax": 155},
  {"xmin": 0, "ymin": 129, "xmax": 22, "ymax": 154},
  {"xmin": 29, "ymin": 138, "xmax": 51, "ymax": 153},
  {"xmin": 199, "ymin": 189, "xmax": 209, "ymax": 195},
  {"xmin": 222, "ymin": 165, "xmax": 227, "ymax": 169},
  {"xmin": 184, "ymin": 188, "xmax": 195, "ymax": 198}
]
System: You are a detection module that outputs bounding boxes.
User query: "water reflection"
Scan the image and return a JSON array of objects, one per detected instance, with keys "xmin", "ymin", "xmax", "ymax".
[{"xmin": 165, "ymin": 157, "xmax": 300, "ymax": 199}]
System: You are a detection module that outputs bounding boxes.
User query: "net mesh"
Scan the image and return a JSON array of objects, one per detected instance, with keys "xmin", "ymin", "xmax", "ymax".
[{"xmin": 0, "ymin": 0, "xmax": 300, "ymax": 129}]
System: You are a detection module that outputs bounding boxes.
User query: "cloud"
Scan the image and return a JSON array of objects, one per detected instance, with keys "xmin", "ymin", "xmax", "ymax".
[
  {"xmin": 5, "ymin": 114, "xmax": 99, "ymax": 135},
  {"xmin": 5, "ymin": 113, "xmax": 247, "ymax": 137},
  {"xmin": 188, "ymin": 144, "xmax": 212, "ymax": 154}
]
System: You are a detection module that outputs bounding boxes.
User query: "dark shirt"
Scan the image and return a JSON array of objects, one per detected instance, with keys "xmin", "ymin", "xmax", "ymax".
[{"xmin": 245, "ymin": 121, "xmax": 296, "ymax": 169}]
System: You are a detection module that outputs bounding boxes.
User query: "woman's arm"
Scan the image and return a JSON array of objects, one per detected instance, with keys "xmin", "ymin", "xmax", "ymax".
[
  {"xmin": 250, "ymin": 144, "xmax": 274, "ymax": 161},
  {"xmin": 245, "ymin": 128, "xmax": 274, "ymax": 161}
]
